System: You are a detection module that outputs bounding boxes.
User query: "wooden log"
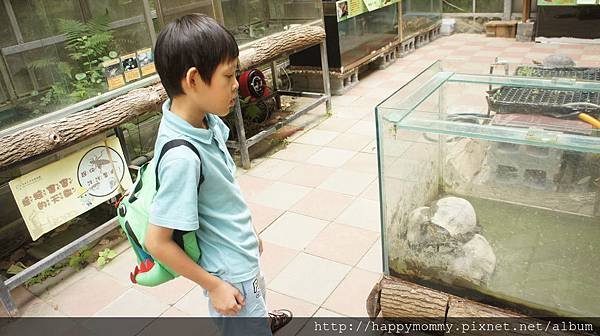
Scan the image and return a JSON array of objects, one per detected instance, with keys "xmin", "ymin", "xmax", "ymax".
[
  {"xmin": 377, "ymin": 276, "xmax": 579, "ymax": 336},
  {"xmin": 366, "ymin": 276, "xmax": 382, "ymax": 319},
  {"xmin": 379, "ymin": 275, "xmax": 448, "ymax": 319},
  {"xmin": 0, "ymin": 24, "xmax": 326, "ymax": 169},
  {"xmin": 239, "ymin": 25, "xmax": 325, "ymax": 70}
]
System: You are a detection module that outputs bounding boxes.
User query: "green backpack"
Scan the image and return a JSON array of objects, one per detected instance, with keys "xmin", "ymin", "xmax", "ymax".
[{"xmin": 116, "ymin": 139, "xmax": 203, "ymax": 287}]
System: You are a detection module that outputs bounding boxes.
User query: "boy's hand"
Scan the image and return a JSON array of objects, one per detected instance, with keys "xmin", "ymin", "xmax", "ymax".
[{"xmin": 208, "ymin": 279, "xmax": 245, "ymax": 316}]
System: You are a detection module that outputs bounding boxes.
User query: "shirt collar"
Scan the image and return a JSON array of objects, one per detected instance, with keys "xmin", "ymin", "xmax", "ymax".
[{"xmin": 162, "ymin": 99, "xmax": 213, "ymax": 145}]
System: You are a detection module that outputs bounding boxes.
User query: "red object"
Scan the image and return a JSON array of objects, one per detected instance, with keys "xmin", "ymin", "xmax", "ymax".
[
  {"xmin": 130, "ymin": 259, "xmax": 156, "ymax": 284},
  {"xmin": 238, "ymin": 69, "xmax": 269, "ymax": 99},
  {"xmin": 114, "ymin": 193, "xmax": 127, "ymax": 208}
]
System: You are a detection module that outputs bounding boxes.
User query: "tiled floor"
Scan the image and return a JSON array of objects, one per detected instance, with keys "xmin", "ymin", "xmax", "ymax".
[{"xmin": 4, "ymin": 33, "xmax": 600, "ymax": 332}]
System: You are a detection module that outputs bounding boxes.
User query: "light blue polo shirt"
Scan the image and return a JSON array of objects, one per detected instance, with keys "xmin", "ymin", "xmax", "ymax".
[{"xmin": 149, "ymin": 99, "xmax": 259, "ymax": 284}]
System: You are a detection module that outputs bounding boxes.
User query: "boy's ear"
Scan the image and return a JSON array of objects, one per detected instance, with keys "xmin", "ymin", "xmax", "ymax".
[{"xmin": 182, "ymin": 67, "xmax": 202, "ymax": 93}]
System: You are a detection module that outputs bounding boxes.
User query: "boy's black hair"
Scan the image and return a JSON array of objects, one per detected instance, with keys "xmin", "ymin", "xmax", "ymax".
[{"xmin": 154, "ymin": 14, "xmax": 239, "ymax": 98}]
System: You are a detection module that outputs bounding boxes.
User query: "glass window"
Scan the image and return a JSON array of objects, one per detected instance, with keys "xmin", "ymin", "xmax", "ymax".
[
  {"xmin": 0, "ymin": 0, "xmax": 156, "ymax": 132},
  {"xmin": 155, "ymin": 0, "xmax": 214, "ymax": 26},
  {"xmin": 10, "ymin": 0, "xmax": 82, "ymax": 42},
  {"xmin": 87, "ymin": 0, "xmax": 153, "ymax": 53},
  {"xmin": 0, "ymin": 3, "xmax": 16, "ymax": 47},
  {"xmin": 443, "ymin": 0, "xmax": 504, "ymax": 13},
  {"xmin": 402, "ymin": 0, "xmax": 442, "ymax": 38},
  {"xmin": 221, "ymin": 0, "xmax": 322, "ymax": 45},
  {"xmin": 221, "ymin": 0, "xmax": 268, "ymax": 44},
  {"xmin": 0, "ymin": 82, "xmax": 7, "ymax": 104},
  {"xmin": 120, "ymin": 110, "xmax": 162, "ymax": 159}
]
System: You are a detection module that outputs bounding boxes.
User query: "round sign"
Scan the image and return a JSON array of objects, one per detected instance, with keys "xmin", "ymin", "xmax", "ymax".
[{"xmin": 77, "ymin": 146, "xmax": 126, "ymax": 197}]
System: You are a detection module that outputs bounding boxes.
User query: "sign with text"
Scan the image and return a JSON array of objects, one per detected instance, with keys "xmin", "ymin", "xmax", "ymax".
[
  {"xmin": 336, "ymin": 0, "xmax": 399, "ymax": 22},
  {"xmin": 9, "ymin": 137, "xmax": 132, "ymax": 240}
]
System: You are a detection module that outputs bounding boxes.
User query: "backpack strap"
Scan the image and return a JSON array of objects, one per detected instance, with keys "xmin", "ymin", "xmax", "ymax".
[
  {"xmin": 155, "ymin": 140, "xmax": 204, "ymax": 250},
  {"xmin": 155, "ymin": 139, "xmax": 205, "ymax": 191}
]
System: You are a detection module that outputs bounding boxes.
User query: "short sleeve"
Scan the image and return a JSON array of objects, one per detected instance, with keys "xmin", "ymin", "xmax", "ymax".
[{"xmin": 149, "ymin": 149, "xmax": 201, "ymax": 231}]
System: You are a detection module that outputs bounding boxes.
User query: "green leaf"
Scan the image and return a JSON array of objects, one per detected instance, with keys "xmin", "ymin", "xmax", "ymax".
[
  {"xmin": 109, "ymin": 51, "xmax": 118, "ymax": 58},
  {"xmin": 106, "ymin": 250, "xmax": 118, "ymax": 259},
  {"xmin": 246, "ymin": 104, "xmax": 262, "ymax": 119},
  {"xmin": 7, "ymin": 262, "xmax": 27, "ymax": 275},
  {"xmin": 96, "ymin": 257, "xmax": 106, "ymax": 267},
  {"xmin": 75, "ymin": 73, "xmax": 86, "ymax": 80}
]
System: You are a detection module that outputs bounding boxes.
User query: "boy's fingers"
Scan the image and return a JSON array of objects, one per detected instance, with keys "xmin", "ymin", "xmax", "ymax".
[{"xmin": 234, "ymin": 290, "xmax": 245, "ymax": 305}]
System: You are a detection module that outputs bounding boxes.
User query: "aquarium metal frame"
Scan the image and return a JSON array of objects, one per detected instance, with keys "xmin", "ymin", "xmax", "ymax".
[
  {"xmin": 381, "ymin": 70, "xmax": 600, "ymax": 153},
  {"xmin": 227, "ymin": 40, "xmax": 331, "ymax": 169}
]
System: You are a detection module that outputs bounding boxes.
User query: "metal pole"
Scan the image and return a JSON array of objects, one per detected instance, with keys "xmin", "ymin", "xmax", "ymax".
[
  {"xmin": 0, "ymin": 54, "xmax": 17, "ymax": 101},
  {"xmin": 114, "ymin": 126, "xmax": 131, "ymax": 165},
  {"xmin": 270, "ymin": 61, "xmax": 281, "ymax": 109},
  {"xmin": 398, "ymin": 2, "xmax": 403, "ymax": 41},
  {"xmin": 233, "ymin": 96, "xmax": 250, "ymax": 169},
  {"xmin": 503, "ymin": 0, "xmax": 513, "ymax": 20},
  {"xmin": 522, "ymin": 0, "xmax": 531, "ymax": 22},
  {"xmin": 142, "ymin": 0, "xmax": 157, "ymax": 46},
  {"xmin": 154, "ymin": 0, "xmax": 166, "ymax": 29},
  {"xmin": 0, "ymin": 277, "xmax": 17, "ymax": 317},
  {"xmin": 211, "ymin": 0, "xmax": 225, "ymax": 24},
  {"xmin": 319, "ymin": 40, "xmax": 332, "ymax": 113},
  {"xmin": 270, "ymin": 61, "xmax": 279, "ymax": 92}
]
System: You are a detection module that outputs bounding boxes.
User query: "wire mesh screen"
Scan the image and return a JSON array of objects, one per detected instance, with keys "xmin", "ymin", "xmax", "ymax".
[
  {"xmin": 515, "ymin": 66, "xmax": 600, "ymax": 82},
  {"xmin": 489, "ymin": 87, "xmax": 600, "ymax": 117}
]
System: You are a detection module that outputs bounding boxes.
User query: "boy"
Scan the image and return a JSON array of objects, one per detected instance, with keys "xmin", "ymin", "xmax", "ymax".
[{"xmin": 145, "ymin": 14, "xmax": 291, "ymax": 334}]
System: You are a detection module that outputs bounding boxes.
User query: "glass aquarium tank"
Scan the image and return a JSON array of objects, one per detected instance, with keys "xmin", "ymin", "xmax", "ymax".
[
  {"xmin": 337, "ymin": 3, "xmax": 398, "ymax": 68},
  {"xmin": 220, "ymin": 0, "xmax": 323, "ymax": 45},
  {"xmin": 402, "ymin": 0, "xmax": 442, "ymax": 39},
  {"xmin": 376, "ymin": 61, "xmax": 600, "ymax": 318}
]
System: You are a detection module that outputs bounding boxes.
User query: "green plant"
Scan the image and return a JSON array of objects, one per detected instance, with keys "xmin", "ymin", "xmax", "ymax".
[
  {"xmin": 28, "ymin": 15, "xmax": 117, "ymax": 109},
  {"xmin": 270, "ymin": 137, "xmax": 290, "ymax": 148},
  {"xmin": 516, "ymin": 67, "xmax": 535, "ymax": 78},
  {"xmin": 24, "ymin": 263, "xmax": 67, "ymax": 287},
  {"xmin": 326, "ymin": 107, "xmax": 333, "ymax": 118},
  {"xmin": 118, "ymin": 227, "xmax": 127, "ymax": 239},
  {"xmin": 6, "ymin": 262, "xmax": 27, "ymax": 276},
  {"xmin": 68, "ymin": 247, "xmax": 92, "ymax": 271},
  {"xmin": 96, "ymin": 248, "xmax": 118, "ymax": 267}
]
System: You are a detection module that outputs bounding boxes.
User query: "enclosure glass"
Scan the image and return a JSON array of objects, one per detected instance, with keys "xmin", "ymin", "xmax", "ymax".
[
  {"xmin": 377, "ymin": 61, "xmax": 600, "ymax": 318},
  {"xmin": 220, "ymin": 0, "xmax": 322, "ymax": 45},
  {"xmin": 338, "ymin": 4, "xmax": 398, "ymax": 67},
  {"xmin": 402, "ymin": 0, "xmax": 442, "ymax": 38},
  {"xmin": 0, "ymin": 0, "xmax": 154, "ymax": 132}
]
